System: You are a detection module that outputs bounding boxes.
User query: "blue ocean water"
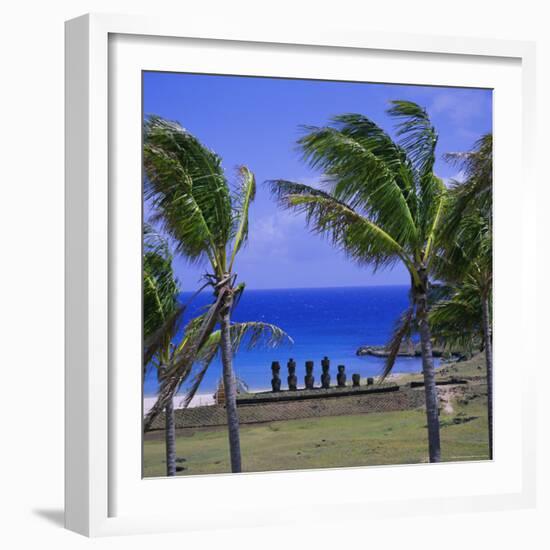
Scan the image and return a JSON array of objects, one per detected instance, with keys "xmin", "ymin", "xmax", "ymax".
[{"xmin": 144, "ymin": 285, "xmax": 428, "ymax": 396}]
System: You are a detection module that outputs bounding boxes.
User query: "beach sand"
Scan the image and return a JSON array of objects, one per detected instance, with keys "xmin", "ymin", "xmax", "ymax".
[
  {"xmin": 144, "ymin": 386, "xmax": 272, "ymax": 414},
  {"xmin": 144, "ymin": 393, "xmax": 215, "ymax": 413}
]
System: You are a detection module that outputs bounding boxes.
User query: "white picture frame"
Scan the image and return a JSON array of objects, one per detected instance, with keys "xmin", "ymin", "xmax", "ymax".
[{"xmin": 65, "ymin": 12, "xmax": 537, "ymax": 537}]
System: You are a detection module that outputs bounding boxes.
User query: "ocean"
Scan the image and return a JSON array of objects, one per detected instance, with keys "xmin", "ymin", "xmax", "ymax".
[{"xmin": 143, "ymin": 285, "xmax": 428, "ymax": 396}]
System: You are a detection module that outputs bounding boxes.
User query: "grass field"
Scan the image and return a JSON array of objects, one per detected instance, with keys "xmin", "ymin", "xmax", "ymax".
[{"xmin": 143, "ymin": 356, "xmax": 490, "ymax": 477}]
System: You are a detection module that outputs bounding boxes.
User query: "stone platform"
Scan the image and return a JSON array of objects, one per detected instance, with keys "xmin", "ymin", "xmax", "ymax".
[{"xmin": 147, "ymin": 385, "xmax": 426, "ymax": 431}]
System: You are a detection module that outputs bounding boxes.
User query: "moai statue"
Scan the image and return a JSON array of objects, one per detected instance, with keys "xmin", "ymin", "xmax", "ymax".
[
  {"xmin": 367, "ymin": 377, "xmax": 374, "ymax": 386},
  {"xmin": 271, "ymin": 361, "xmax": 281, "ymax": 392},
  {"xmin": 321, "ymin": 356, "xmax": 331, "ymax": 389},
  {"xmin": 304, "ymin": 360, "xmax": 315, "ymax": 390},
  {"xmin": 337, "ymin": 365, "xmax": 347, "ymax": 387},
  {"xmin": 287, "ymin": 358, "xmax": 298, "ymax": 391},
  {"xmin": 352, "ymin": 373, "xmax": 361, "ymax": 387}
]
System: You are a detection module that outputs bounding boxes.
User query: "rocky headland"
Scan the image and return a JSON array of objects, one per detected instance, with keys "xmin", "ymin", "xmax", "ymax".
[{"xmin": 356, "ymin": 342, "xmax": 450, "ymax": 358}]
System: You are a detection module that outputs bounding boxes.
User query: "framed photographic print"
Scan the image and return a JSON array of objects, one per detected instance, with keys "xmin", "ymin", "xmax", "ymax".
[{"xmin": 65, "ymin": 13, "xmax": 537, "ymax": 536}]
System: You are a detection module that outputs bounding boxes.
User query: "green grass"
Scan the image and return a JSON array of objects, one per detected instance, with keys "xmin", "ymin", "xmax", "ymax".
[{"xmin": 143, "ymin": 376, "xmax": 490, "ymax": 477}]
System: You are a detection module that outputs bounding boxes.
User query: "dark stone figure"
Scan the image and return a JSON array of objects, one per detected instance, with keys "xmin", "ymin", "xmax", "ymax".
[
  {"xmin": 352, "ymin": 373, "xmax": 361, "ymax": 387},
  {"xmin": 367, "ymin": 377, "xmax": 374, "ymax": 386},
  {"xmin": 321, "ymin": 356, "xmax": 331, "ymax": 389},
  {"xmin": 287, "ymin": 358, "xmax": 298, "ymax": 391},
  {"xmin": 337, "ymin": 365, "xmax": 346, "ymax": 387},
  {"xmin": 271, "ymin": 361, "xmax": 281, "ymax": 392},
  {"xmin": 304, "ymin": 360, "xmax": 315, "ymax": 389}
]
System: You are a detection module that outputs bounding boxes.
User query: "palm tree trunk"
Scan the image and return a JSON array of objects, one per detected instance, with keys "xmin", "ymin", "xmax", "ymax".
[
  {"xmin": 415, "ymin": 279, "xmax": 441, "ymax": 463},
  {"xmin": 219, "ymin": 291, "xmax": 242, "ymax": 473},
  {"xmin": 159, "ymin": 366, "xmax": 176, "ymax": 476},
  {"xmin": 481, "ymin": 294, "xmax": 493, "ymax": 459},
  {"xmin": 164, "ymin": 393, "xmax": 176, "ymax": 476}
]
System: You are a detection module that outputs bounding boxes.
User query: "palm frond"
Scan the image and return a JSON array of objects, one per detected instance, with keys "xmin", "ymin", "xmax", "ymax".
[
  {"xmin": 427, "ymin": 283, "xmax": 454, "ymax": 304},
  {"xmin": 267, "ymin": 179, "xmax": 413, "ymax": 272},
  {"xmin": 230, "ymin": 321, "xmax": 293, "ymax": 351},
  {"xmin": 297, "ymin": 125, "xmax": 417, "ymax": 245},
  {"xmin": 331, "ymin": 113, "xmax": 419, "ymax": 218},
  {"xmin": 143, "ymin": 303, "xmax": 185, "ymax": 369},
  {"xmin": 380, "ymin": 306, "xmax": 415, "ymax": 381},
  {"xmin": 143, "ymin": 288, "xmax": 226, "ymax": 431},
  {"xmin": 442, "ymin": 133, "xmax": 493, "ymax": 238},
  {"xmin": 143, "ymin": 224, "xmax": 179, "ymax": 336},
  {"xmin": 423, "ymin": 178, "xmax": 447, "ymax": 263},
  {"xmin": 143, "ymin": 116, "xmax": 232, "ymax": 270},
  {"xmin": 143, "ymin": 224, "xmax": 180, "ymax": 371},
  {"xmin": 180, "ymin": 321, "xmax": 292, "ymax": 408},
  {"xmin": 232, "ymin": 282, "xmax": 246, "ymax": 311},
  {"xmin": 443, "ymin": 134, "xmax": 492, "ymax": 188},
  {"xmin": 387, "ymin": 100, "xmax": 438, "ymax": 177},
  {"xmin": 429, "ymin": 294, "xmax": 482, "ymax": 352},
  {"xmin": 143, "ymin": 222, "xmax": 172, "ymax": 262},
  {"xmin": 386, "ymin": 101, "xmax": 444, "ymax": 246},
  {"xmin": 229, "ymin": 166, "xmax": 256, "ymax": 271},
  {"xmin": 435, "ymin": 204, "xmax": 491, "ymax": 286},
  {"xmin": 178, "ymin": 330, "xmax": 221, "ymax": 409},
  {"xmin": 179, "ymin": 361, "xmax": 212, "ymax": 409}
]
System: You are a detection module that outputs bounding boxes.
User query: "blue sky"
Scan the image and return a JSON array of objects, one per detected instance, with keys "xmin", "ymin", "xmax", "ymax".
[{"xmin": 143, "ymin": 72, "xmax": 492, "ymax": 290}]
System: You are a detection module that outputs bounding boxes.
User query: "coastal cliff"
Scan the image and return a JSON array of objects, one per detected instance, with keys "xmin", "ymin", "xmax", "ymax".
[{"xmin": 356, "ymin": 342, "xmax": 449, "ymax": 358}]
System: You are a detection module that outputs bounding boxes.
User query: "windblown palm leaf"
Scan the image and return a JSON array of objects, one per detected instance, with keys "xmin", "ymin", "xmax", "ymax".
[
  {"xmin": 387, "ymin": 101, "xmax": 445, "ymax": 245},
  {"xmin": 229, "ymin": 166, "xmax": 256, "ymax": 270},
  {"xmin": 268, "ymin": 180, "xmax": 411, "ymax": 271},
  {"xmin": 429, "ymin": 279, "xmax": 483, "ymax": 352},
  {"xmin": 380, "ymin": 305, "xmax": 415, "ymax": 380},
  {"xmin": 435, "ymin": 210, "xmax": 491, "ymax": 284},
  {"xmin": 143, "ymin": 304, "xmax": 185, "ymax": 370},
  {"xmin": 387, "ymin": 101, "xmax": 438, "ymax": 176},
  {"xmin": 143, "ymin": 224, "xmax": 179, "ymax": 338},
  {"xmin": 144, "ymin": 116, "xmax": 232, "ymax": 273},
  {"xmin": 143, "ymin": 224, "xmax": 181, "ymax": 371},
  {"xmin": 442, "ymin": 133, "xmax": 493, "ymax": 235},
  {"xmin": 298, "ymin": 124, "xmax": 418, "ymax": 246},
  {"xmin": 143, "ymin": 289, "xmax": 226, "ymax": 431},
  {"xmin": 180, "ymin": 321, "xmax": 293, "ymax": 408},
  {"xmin": 444, "ymin": 133, "xmax": 492, "ymax": 196},
  {"xmin": 379, "ymin": 284, "xmax": 455, "ymax": 381}
]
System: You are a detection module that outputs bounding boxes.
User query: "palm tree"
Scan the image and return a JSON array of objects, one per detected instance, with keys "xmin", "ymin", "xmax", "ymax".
[
  {"xmin": 443, "ymin": 134, "xmax": 492, "ymax": 224},
  {"xmin": 432, "ymin": 219, "xmax": 492, "ymax": 457},
  {"xmin": 143, "ymin": 224, "xmax": 181, "ymax": 476},
  {"xmin": 269, "ymin": 102, "xmax": 447, "ymax": 462},
  {"xmin": 434, "ymin": 134, "xmax": 493, "ymax": 456},
  {"xmin": 143, "ymin": 116, "xmax": 284, "ymax": 472},
  {"xmin": 429, "ymin": 278, "xmax": 484, "ymax": 355},
  {"xmin": 145, "ymin": 280, "xmax": 290, "ymax": 475}
]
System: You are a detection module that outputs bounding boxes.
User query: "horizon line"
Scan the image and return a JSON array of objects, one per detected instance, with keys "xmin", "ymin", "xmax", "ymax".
[{"xmin": 179, "ymin": 283, "xmax": 410, "ymax": 293}]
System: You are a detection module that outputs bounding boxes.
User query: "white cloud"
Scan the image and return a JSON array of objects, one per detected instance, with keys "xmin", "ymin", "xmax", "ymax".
[
  {"xmin": 429, "ymin": 93, "xmax": 482, "ymax": 123},
  {"xmin": 428, "ymin": 91, "xmax": 490, "ymax": 144},
  {"xmin": 441, "ymin": 171, "xmax": 466, "ymax": 187},
  {"xmin": 244, "ymin": 210, "xmax": 302, "ymax": 260}
]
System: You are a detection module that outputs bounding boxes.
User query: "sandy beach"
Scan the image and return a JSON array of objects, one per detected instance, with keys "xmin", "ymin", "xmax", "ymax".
[
  {"xmin": 144, "ymin": 386, "xmax": 272, "ymax": 413},
  {"xmin": 144, "ymin": 393, "xmax": 215, "ymax": 413}
]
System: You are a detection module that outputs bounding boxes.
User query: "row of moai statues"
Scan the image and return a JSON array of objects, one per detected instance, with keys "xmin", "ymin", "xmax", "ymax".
[{"xmin": 271, "ymin": 357, "xmax": 374, "ymax": 392}]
